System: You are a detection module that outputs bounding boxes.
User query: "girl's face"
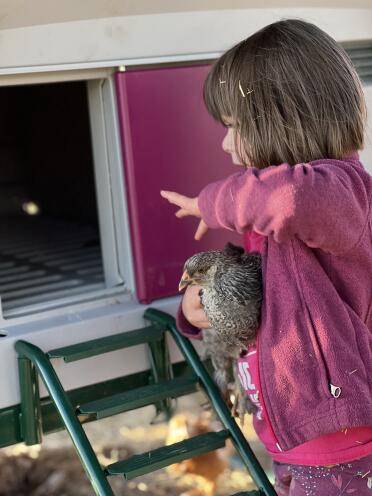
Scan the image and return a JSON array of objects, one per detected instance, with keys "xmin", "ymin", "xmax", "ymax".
[{"xmin": 221, "ymin": 117, "xmax": 247, "ymax": 167}]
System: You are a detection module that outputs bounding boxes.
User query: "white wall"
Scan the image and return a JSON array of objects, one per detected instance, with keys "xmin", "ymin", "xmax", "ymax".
[
  {"xmin": 0, "ymin": 1, "xmax": 371, "ymax": 30},
  {"xmin": 0, "ymin": 8, "xmax": 371, "ymax": 72},
  {"xmin": 361, "ymin": 85, "xmax": 372, "ymax": 174}
]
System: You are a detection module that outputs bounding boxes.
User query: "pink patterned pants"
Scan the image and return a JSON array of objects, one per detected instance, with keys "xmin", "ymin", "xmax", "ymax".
[{"xmin": 273, "ymin": 454, "xmax": 372, "ymax": 496}]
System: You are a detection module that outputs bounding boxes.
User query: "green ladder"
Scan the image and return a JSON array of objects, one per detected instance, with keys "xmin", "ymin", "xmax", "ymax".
[{"xmin": 15, "ymin": 307, "xmax": 277, "ymax": 496}]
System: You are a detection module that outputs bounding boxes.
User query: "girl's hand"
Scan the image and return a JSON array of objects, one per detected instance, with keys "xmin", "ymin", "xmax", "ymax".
[
  {"xmin": 182, "ymin": 285, "xmax": 211, "ymax": 329},
  {"xmin": 160, "ymin": 190, "xmax": 209, "ymax": 240}
]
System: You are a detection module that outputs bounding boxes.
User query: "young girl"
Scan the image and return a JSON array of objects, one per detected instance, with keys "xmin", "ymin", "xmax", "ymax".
[{"xmin": 161, "ymin": 19, "xmax": 372, "ymax": 496}]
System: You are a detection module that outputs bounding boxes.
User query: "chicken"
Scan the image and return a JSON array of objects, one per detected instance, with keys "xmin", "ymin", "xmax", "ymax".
[
  {"xmin": 165, "ymin": 412, "xmax": 228, "ymax": 496},
  {"xmin": 179, "ymin": 243, "xmax": 262, "ymax": 422}
]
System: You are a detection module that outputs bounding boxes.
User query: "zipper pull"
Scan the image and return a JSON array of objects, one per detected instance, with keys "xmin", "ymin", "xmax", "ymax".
[{"xmin": 330, "ymin": 383, "xmax": 342, "ymax": 398}]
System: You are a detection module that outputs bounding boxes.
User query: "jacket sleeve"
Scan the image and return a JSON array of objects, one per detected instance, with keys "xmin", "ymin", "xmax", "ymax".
[
  {"xmin": 198, "ymin": 161, "xmax": 369, "ymax": 255},
  {"xmin": 176, "ymin": 299, "xmax": 203, "ymax": 340}
]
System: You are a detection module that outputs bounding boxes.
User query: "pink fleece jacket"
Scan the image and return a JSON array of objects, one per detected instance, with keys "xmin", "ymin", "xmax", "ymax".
[{"xmin": 178, "ymin": 152, "xmax": 372, "ymax": 452}]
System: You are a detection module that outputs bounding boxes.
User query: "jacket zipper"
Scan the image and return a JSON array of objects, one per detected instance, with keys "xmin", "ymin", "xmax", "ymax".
[
  {"xmin": 304, "ymin": 296, "xmax": 342, "ymax": 399},
  {"xmin": 289, "ymin": 242, "xmax": 342, "ymax": 400}
]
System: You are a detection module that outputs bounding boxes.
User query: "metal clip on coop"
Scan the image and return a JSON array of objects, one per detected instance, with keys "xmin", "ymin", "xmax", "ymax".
[{"xmin": 15, "ymin": 308, "xmax": 276, "ymax": 496}]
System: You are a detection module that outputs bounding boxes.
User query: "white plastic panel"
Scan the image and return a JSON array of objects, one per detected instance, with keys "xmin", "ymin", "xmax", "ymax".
[
  {"xmin": 1, "ymin": 0, "xmax": 372, "ymax": 31},
  {"xmin": 87, "ymin": 78, "xmax": 125, "ymax": 289},
  {"xmin": 0, "ymin": 9, "xmax": 371, "ymax": 73},
  {"xmin": 0, "ymin": 294, "xmax": 203, "ymax": 409}
]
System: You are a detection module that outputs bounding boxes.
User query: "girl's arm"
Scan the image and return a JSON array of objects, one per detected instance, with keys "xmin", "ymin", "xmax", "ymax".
[{"xmin": 198, "ymin": 161, "xmax": 369, "ymax": 255}]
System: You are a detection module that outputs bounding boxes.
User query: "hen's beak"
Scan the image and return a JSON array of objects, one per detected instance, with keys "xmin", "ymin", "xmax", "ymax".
[{"xmin": 179, "ymin": 271, "xmax": 191, "ymax": 291}]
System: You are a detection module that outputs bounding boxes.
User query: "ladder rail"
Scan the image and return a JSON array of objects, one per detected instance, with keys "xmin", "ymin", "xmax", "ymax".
[
  {"xmin": 18, "ymin": 356, "xmax": 43, "ymax": 445},
  {"xmin": 15, "ymin": 340, "xmax": 115, "ymax": 496},
  {"xmin": 144, "ymin": 308, "xmax": 277, "ymax": 496},
  {"xmin": 14, "ymin": 308, "xmax": 276, "ymax": 496}
]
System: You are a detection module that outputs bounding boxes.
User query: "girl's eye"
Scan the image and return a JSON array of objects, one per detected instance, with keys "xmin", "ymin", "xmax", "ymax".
[{"xmin": 221, "ymin": 116, "xmax": 235, "ymax": 128}]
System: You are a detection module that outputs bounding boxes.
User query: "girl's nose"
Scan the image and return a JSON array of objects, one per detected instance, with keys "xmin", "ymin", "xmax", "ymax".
[{"xmin": 222, "ymin": 128, "xmax": 233, "ymax": 154}]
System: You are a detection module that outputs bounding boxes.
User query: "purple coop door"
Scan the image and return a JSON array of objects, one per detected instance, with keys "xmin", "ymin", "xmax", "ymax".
[{"xmin": 115, "ymin": 65, "xmax": 243, "ymax": 304}]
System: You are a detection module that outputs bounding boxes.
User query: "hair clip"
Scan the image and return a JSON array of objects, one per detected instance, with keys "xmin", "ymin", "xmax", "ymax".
[
  {"xmin": 219, "ymin": 79, "xmax": 226, "ymax": 84},
  {"xmin": 238, "ymin": 80, "xmax": 253, "ymax": 97}
]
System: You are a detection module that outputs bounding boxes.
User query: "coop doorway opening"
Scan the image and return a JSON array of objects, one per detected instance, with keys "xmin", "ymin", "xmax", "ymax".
[{"xmin": 0, "ymin": 80, "xmax": 114, "ymax": 317}]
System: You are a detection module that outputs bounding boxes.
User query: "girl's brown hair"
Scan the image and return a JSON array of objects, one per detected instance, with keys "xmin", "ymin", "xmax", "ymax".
[{"xmin": 203, "ymin": 19, "xmax": 367, "ymax": 169}]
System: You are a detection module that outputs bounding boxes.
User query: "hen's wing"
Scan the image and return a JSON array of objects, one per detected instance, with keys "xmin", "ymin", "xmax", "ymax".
[{"xmin": 201, "ymin": 290, "xmax": 258, "ymax": 348}]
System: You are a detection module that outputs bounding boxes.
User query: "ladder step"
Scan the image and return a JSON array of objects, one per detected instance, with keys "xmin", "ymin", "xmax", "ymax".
[
  {"xmin": 77, "ymin": 376, "xmax": 199, "ymax": 419},
  {"xmin": 105, "ymin": 430, "xmax": 230, "ymax": 480},
  {"xmin": 47, "ymin": 326, "xmax": 164, "ymax": 362}
]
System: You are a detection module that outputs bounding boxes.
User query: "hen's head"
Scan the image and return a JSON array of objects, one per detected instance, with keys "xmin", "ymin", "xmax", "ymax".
[{"xmin": 179, "ymin": 243, "xmax": 244, "ymax": 291}]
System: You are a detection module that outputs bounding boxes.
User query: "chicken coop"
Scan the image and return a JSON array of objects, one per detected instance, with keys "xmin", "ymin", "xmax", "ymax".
[{"xmin": 0, "ymin": 1, "xmax": 371, "ymax": 495}]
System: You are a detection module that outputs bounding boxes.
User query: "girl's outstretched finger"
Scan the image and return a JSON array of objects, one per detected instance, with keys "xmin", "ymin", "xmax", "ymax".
[
  {"xmin": 160, "ymin": 190, "xmax": 187, "ymax": 207},
  {"xmin": 160, "ymin": 191, "xmax": 200, "ymax": 217},
  {"xmin": 195, "ymin": 220, "xmax": 209, "ymax": 240}
]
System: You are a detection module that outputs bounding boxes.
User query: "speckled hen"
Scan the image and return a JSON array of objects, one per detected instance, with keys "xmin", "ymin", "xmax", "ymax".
[{"xmin": 179, "ymin": 242, "xmax": 262, "ymax": 421}]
